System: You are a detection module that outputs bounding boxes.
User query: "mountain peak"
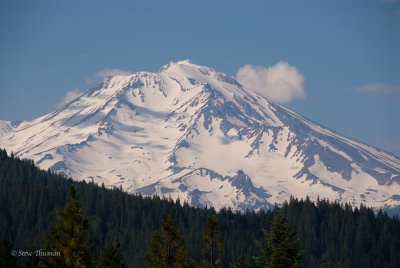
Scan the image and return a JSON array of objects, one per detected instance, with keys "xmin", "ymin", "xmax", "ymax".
[
  {"xmin": 1, "ymin": 61, "xmax": 400, "ymax": 212},
  {"xmin": 158, "ymin": 59, "xmax": 216, "ymax": 75},
  {"xmin": 176, "ymin": 59, "xmax": 194, "ymax": 65}
]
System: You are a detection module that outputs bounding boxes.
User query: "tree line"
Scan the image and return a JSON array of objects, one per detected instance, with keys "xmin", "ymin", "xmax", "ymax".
[{"xmin": 1, "ymin": 148, "xmax": 400, "ymax": 267}]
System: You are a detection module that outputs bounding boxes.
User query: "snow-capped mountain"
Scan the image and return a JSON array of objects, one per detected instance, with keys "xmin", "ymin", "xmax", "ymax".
[{"xmin": 1, "ymin": 60, "xmax": 400, "ymax": 211}]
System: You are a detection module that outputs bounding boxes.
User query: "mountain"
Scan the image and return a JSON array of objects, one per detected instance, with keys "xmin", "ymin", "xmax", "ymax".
[{"xmin": 1, "ymin": 60, "xmax": 399, "ymax": 211}]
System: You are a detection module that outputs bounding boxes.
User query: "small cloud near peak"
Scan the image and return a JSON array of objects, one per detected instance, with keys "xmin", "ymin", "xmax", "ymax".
[
  {"xmin": 236, "ymin": 61, "xmax": 306, "ymax": 104},
  {"xmin": 56, "ymin": 89, "xmax": 84, "ymax": 109},
  {"xmin": 86, "ymin": 68, "xmax": 133, "ymax": 85}
]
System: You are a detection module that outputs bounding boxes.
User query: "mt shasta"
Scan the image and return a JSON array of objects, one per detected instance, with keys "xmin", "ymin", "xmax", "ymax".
[{"xmin": 1, "ymin": 60, "xmax": 399, "ymax": 211}]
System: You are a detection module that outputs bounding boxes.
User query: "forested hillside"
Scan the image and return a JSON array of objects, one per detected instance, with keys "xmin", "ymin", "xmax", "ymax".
[{"xmin": 1, "ymin": 148, "xmax": 400, "ymax": 267}]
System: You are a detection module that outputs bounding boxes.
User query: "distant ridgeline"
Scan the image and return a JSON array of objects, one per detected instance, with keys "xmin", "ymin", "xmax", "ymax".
[{"xmin": 1, "ymin": 148, "xmax": 400, "ymax": 267}]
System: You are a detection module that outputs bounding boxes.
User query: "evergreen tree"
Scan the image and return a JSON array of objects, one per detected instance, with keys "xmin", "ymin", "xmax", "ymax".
[
  {"xmin": 144, "ymin": 215, "xmax": 191, "ymax": 268},
  {"xmin": 254, "ymin": 209, "xmax": 302, "ymax": 268},
  {"xmin": 201, "ymin": 215, "xmax": 223, "ymax": 268},
  {"xmin": 39, "ymin": 185, "xmax": 91, "ymax": 268}
]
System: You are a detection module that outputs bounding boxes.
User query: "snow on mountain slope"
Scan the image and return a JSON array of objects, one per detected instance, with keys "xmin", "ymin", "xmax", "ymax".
[
  {"xmin": 0, "ymin": 120, "xmax": 19, "ymax": 136},
  {"xmin": 1, "ymin": 60, "xmax": 400, "ymax": 211}
]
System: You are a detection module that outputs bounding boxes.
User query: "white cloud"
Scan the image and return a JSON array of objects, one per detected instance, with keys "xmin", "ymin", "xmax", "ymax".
[
  {"xmin": 56, "ymin": 89, "xmax": 84, "ymax": 108},
  {"xmin": 355, "ymin": 83, "xmax": 400, "ymax": 95},
  {"xmin": 86, "ymin": 68, "xmax": 133, "ymax": 85},
  {"xmin": 236, "ymin": 61, "xmax": 306, "ymax": 103},
  {"xmin": 96, "ymin": 69, "xmax": 133, "ymax": 79}
]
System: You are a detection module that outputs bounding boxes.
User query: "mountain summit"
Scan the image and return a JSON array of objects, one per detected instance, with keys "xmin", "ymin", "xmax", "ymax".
[{"xmin": 1, "ymin": 61, "xmax": 399, "ymax": 211}]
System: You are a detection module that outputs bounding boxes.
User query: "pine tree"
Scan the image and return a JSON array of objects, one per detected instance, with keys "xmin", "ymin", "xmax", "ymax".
[
  {"xmin": 144, "ymin": 215, "xmax": 191, "ymax": 268},
  {"xmin": 201, "ymin": 215, "xmax": 223, "ymax": 268},
  {"xmin": 254, "ymin": 209, "xmax": 302, "ymax": 268},
  {"xmin": 39, "ymin": 185, "xmax": 91, "ymax": 268}
]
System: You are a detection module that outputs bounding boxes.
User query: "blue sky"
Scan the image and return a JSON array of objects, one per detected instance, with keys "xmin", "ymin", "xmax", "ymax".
[{"xmin": 0, "ymin": 0, "xmax": 399, "ymax": 156}]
